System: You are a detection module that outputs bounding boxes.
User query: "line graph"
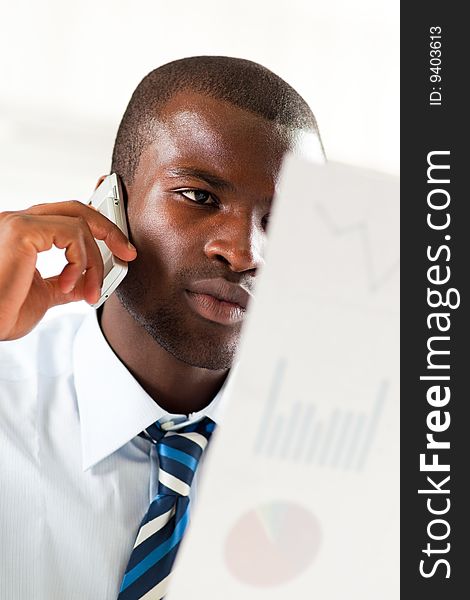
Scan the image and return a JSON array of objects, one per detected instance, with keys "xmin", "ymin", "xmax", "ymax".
[{"xmin": 315, "ymin": 203, "xmax": 399, "ymax": 293}]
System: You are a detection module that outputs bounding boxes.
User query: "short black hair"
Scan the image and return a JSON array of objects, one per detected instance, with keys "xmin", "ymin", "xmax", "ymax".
[{"xmin": 111, "ymin": 55, "xmax": 321, "ymax": 186}]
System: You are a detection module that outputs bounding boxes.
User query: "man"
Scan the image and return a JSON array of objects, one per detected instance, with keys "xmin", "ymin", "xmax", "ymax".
[{"xmin": 0, "ymin": 56, "xmax": 324, "ymax": 599}]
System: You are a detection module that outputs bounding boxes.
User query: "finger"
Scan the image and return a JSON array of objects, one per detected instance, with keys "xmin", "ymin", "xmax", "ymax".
[
  {"xmin": 24, "ymin": 201, "xmax": 137, "ymax": 262},
  {"xmin": 56, "ymin": 232, "xmax": 88, "ymax": 293},
  {"xmin": 43, "ymin": 275, "xmax": 88, "ymax": 307},
  {"xmin": 83, "ymin": 264, "xmax": 102, "ymax": 304},
  {"xmin": 56, "ymin": 216, "xmax": 107, "ymax": 305},
  {"xmin": 50, "ymin": 215, "xmax": 103, "ymax": 299},
  {"xmin": 4, "ymin": 212, "xmax": 105, "ymax": 306},
  {"xmin": 73, "ymin": 218, "xmax": 105, "ymax": 302}
]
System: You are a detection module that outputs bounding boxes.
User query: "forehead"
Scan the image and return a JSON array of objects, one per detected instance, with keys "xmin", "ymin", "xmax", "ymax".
[{"xmin": 138, "ymin": 91, "xmax": 292, "ymax": 184}]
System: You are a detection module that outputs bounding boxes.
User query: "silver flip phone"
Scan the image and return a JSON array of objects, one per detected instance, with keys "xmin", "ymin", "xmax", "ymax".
[{"xmin": 89, "ymin": 173, "xmax": 129, "ymax": 308}]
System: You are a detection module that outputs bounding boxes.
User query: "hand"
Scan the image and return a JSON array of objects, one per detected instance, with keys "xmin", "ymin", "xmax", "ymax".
[{"xmin": 0, "ymin": 200, "xmax": 137, "ymax": 341}]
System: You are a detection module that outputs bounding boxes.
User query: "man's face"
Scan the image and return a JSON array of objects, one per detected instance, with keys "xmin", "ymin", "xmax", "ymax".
[{"xmin": 117, "ymin": 91, "xmax": 301, "ymax": 370}]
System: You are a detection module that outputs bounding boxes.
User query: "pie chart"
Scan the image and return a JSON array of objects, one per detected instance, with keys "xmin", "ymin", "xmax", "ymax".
[{"xmin": 224, "ymin": 501, "xmax": 322, "ymax": 587}]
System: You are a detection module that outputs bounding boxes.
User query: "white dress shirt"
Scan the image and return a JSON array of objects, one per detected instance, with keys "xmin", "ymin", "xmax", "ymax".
[{"xmin": 0, "ymin": 310, "xmax": 230, "ymax": 600}]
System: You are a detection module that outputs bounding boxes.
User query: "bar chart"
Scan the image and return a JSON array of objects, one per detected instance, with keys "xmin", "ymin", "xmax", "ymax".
[{"xmin": 254, "ymin": 358, "xmax": 388, "ymax": 471}]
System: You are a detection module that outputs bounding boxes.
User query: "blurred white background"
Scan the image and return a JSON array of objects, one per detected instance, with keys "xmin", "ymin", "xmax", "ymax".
[{"xmin": 0, "ymin": 0, "xmax": 399, "ymax": 313}]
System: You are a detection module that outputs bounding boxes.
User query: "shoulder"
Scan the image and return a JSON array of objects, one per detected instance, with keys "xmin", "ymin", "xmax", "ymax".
[{"xmin": 0, "ymin": 311, "xmax": 87, "ymax": 381}]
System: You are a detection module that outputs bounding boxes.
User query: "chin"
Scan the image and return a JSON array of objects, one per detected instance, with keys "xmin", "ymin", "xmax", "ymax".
[
  {"xmin": 149, "ymin": 325, "xmax": 238, "ymax": 370},
  {"xmin": 116, "ymin": 285, "xmax": 238, "ymax": 370}
]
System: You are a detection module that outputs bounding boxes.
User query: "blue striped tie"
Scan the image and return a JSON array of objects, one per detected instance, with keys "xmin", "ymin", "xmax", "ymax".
[{"xmin": 118, "ymin": 416, "xmax": 216, "ymax": 599}]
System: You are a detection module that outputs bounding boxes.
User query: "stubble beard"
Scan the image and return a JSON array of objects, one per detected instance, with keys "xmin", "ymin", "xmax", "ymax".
[{"xmin": 115, "ymin": 275, "xmax": 239, "ymax": 370}]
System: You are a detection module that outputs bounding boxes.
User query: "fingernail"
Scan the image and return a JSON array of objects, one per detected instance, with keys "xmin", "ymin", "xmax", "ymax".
[
  {"xmin": 128, "ymin": 241, "xmax": 137, "ymax": 251},
  {"xmin": 64, "ymin": 283, "xmax": 75, "ymax": 293}
]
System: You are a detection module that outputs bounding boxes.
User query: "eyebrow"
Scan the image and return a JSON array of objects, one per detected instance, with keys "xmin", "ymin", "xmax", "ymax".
[{"xmin": 166, "ymin": 167, "xmax": 237, "ymax": 193}]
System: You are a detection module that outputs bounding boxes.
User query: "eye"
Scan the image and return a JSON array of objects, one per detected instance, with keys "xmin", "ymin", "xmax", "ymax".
[{"xmin": 177, "ymin": 189, "xmax": 218, "ymax": 206}]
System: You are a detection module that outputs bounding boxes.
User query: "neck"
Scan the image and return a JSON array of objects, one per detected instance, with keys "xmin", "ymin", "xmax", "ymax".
[{"xmin": 99, "ymin": 295, "xmax": 229, "ymax": 415}]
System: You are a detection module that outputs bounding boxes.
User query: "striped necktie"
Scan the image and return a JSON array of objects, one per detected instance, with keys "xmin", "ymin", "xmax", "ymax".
[{"xmin": 118, "ymin": 416, "xmax": 216, "ymax": 600}]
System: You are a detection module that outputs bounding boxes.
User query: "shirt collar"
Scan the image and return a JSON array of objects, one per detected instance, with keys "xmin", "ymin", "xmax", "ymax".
[{"xmin": 72, "ymin": 310, "xmax": 232, "ymax": 471}]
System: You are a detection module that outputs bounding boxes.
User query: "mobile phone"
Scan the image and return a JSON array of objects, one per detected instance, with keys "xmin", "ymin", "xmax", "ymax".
[{"xmin": 88, "ymin": 173, "xmax": 129, "ymax": 308}]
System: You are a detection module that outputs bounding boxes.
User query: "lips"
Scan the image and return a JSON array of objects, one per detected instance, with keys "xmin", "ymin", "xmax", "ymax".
[{"xmin": 185, "ymin": 278, "xmax": 252, "ymax": 325}]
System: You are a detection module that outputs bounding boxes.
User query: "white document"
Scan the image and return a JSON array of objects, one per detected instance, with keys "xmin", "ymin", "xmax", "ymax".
[{"xmin": 169, "ymin": 157, "xmax": 399, "ymax": 599}]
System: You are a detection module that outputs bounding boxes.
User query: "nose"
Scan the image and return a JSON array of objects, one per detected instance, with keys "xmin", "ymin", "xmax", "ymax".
[{"xmin": 204, "ymin": 212, "xmax": 265, "ymax": 273}]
